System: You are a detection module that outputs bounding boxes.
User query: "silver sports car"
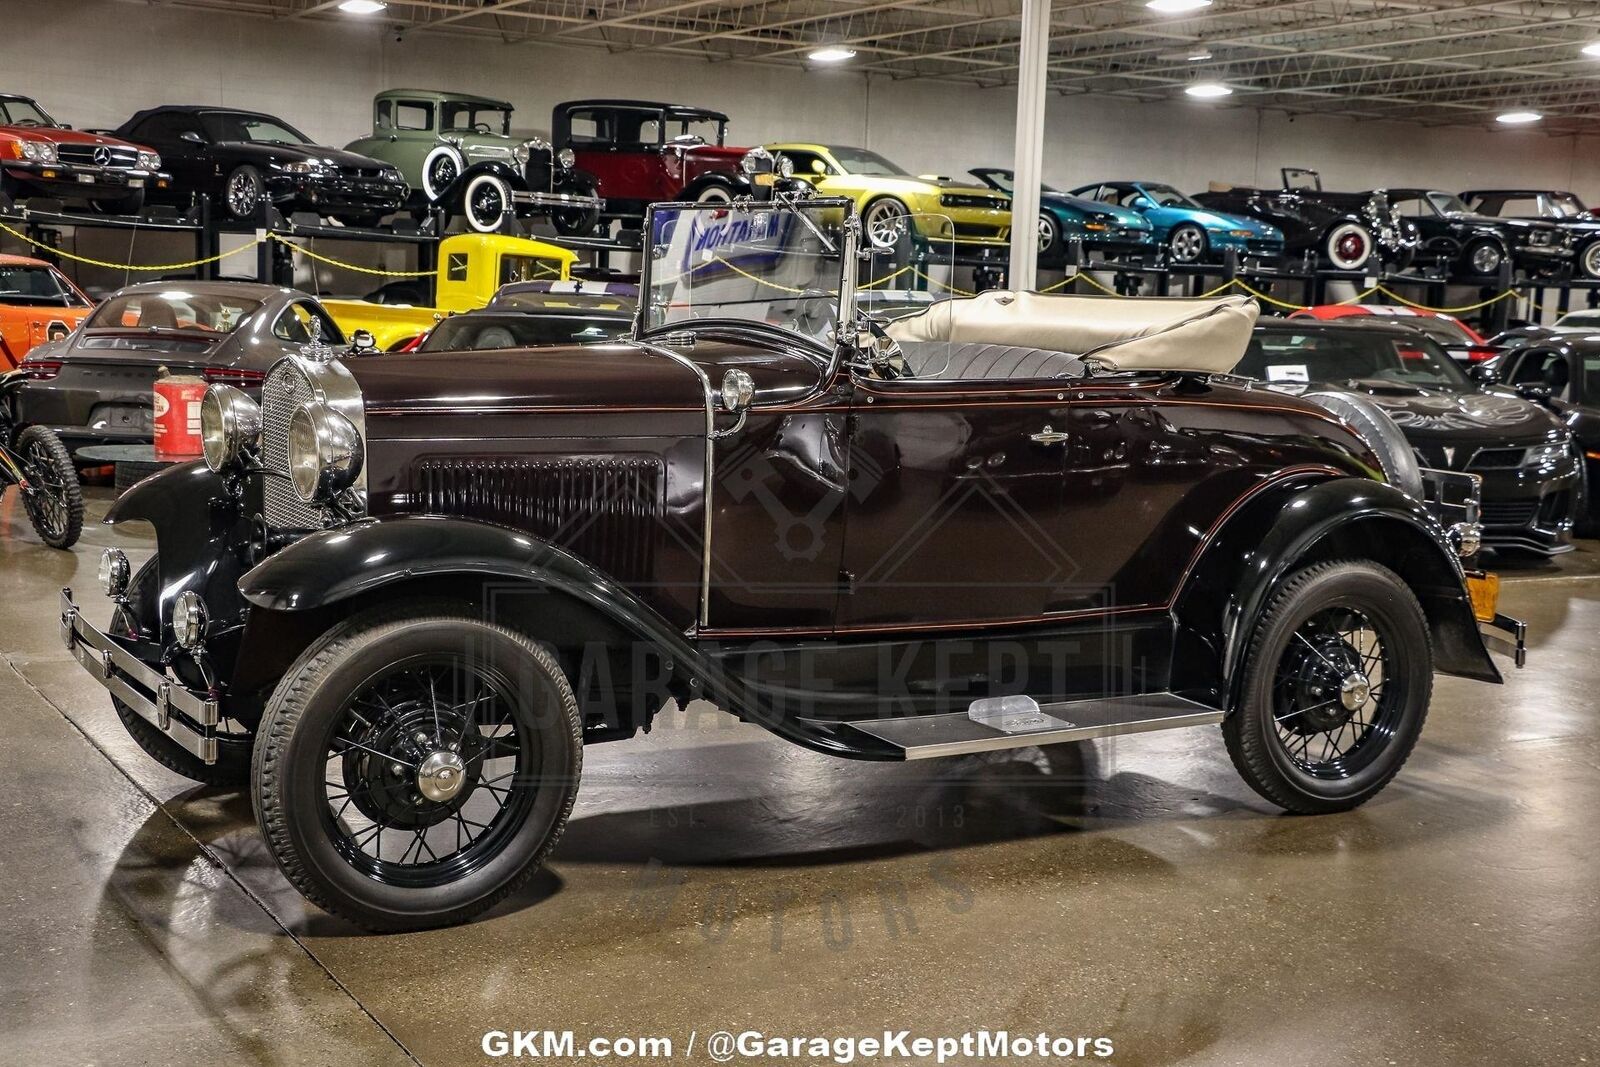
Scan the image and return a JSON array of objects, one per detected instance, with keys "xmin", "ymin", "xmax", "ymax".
[{"xmin": 17, "ymin": 281, "xmax": 342, "ymax": 452}]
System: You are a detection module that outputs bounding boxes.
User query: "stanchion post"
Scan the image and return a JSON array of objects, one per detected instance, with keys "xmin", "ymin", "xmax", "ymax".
[{"xmin": 197, "ymin": 194, "xmax": 216, "ymax": 281}]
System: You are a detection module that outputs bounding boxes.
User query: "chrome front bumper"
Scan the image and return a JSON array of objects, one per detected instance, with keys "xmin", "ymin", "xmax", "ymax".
[
  {"xmin": 512, "ymin": 189, "xmax": 603, "ymax": 211},
  {"xmin": 59, "ymin": 588, "xmax": 218, "ymax": 764}
]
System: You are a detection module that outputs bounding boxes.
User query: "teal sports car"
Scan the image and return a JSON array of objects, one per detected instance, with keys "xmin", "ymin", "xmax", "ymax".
[
  {"xmin": 1069, "ymin": 180, "xmax": 1284, "ymax": 264},
  {"xmin": 969, "ymin": 168, "xmax": 1154, "ymax": 265}
]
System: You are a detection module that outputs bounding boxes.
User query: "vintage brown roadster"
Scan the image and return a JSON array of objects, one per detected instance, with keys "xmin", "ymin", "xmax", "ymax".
[{"xmin": 63, "ymin": 196, "xmax": 1523, "ymax": 931}]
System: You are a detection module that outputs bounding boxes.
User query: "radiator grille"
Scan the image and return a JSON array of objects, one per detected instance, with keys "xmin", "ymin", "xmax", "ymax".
[
  {"xmin": 1467, "ymin": 447, "xmax": 1526, "ymax": 470},
  {"xmin": 411, "ymin": 456, "xmax": 663, "ymax": 582},
  {"xmin": 58, "ymin": 144, "xmax": 138, "ymax": 169},
  {"xmin": 1480, "ymin": 499, "xmax": 1539, "ymax": 527},
  {"xmin": 260, "ymin": 360, "xmax": 327, "ymax": 529}
]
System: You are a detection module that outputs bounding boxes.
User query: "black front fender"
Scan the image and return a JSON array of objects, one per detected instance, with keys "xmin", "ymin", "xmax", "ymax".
[
  {"xmin": 105, "ymin": 460, "xmax": 251, "ymax": 640},
  {"xmin": 1172, "ymin": 475, "xmax": 1499, "ymax": 710}
]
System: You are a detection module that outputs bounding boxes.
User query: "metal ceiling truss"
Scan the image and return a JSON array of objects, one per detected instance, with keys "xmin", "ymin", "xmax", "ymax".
[{"xmin": 137, "ymin": 0, "xmax": 1600, "ymax": 132}]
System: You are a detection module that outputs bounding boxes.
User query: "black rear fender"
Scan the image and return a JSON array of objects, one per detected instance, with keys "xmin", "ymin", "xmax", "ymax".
[{"xmin": 1171, "ymin": 475, "xmax": 1498, "ymax": 711}]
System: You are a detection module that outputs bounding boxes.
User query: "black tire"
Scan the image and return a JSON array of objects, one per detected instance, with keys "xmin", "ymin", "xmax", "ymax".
[
  {"xmin": 1460, "ymin": 238, "xmax": 1505, "ymax": 278},
  {"xmin": 551, "ymin": 176, "xmax": 601, "ymax": 237},
  {"xmin": 16, "ymin": 425, "xmax": 82, "ymax": 549},
  {"xmin": 1222, "ymin": 560, "xmax": 1432, "ymax": 814},
  {"xmin": 862, "ymin": 195, "xmax": 911, "ymax": 250},
  {"xmin": 1580, "ymin": 240, "xmax": 1600, "ymax": 281},
  {"xmin": 113, "ymin": 457, "xmax": 166, "ymax": 494},
  {"xmin": 252, "ymin": 603, "xmax": 582, "ymax": 931},
  {"xmin": 223, "ymin": 165, "xmax": 265, "ymax": 221},
  {"xmin": 110, "ymin": 556, "xmax": 255, "ymax": 786},
  {"xmin": 91, "ymin": 187, "xmax": 144, "ymax": 216},
  {"xmin": 1167, "ymin": 222, "xmax": 1209, "ymax": 264},
  {"xmin": 1576, "ymin": 463, "xmax": 1600, "ymax": 538}
]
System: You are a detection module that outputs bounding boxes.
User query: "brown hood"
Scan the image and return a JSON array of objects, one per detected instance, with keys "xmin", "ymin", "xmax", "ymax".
[{"xmin": 348, "ymin": 342, "xmax": 708, "ymax": 418}]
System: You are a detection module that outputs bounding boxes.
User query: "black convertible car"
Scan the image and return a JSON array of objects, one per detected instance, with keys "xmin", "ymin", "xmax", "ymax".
[
  {"xmin": 1240, "ymin": 319, "xmax": 1579, "ymax": 555},
  {"xmin": 114, "ymin": 106, "xmax": 408, "ymax": 225},
  {"xmin": 1195, "ymin": 167, "xmax": 1420, "ymax": 272},
  {"xmin": 1384, "ymin": 188, "xmax": 1571, "ymax": 281}
]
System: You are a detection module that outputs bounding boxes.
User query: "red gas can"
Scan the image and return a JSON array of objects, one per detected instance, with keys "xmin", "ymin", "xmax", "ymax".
[{"xmin": 153, "ymin": 374, "xmax": 206, "ymax": 459}]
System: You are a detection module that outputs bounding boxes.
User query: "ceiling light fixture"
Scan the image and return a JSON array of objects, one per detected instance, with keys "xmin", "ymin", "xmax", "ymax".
[
  {"xmin": 808, "ymin": 47, "xmax": 857, "ymax": 63},
  {"xmin": 1185, "ymin": 81, "xmax": 1233, "ymax": 98},
  {"xmin": 1187, "ymin": 49, "xmax": 1214, "ymax": 61},
  {"xmin": 1496, "ymin": 110, "xmax": 1543, "ymax": 125},
  {"xmin": 1583, "ymin": 42, "xmax": 1600, "ymax": 57},
  {"xmin": 337, "ymin": 0, "xmax": 386, "ymax": 13},
  {"xmin": 1147, "ymin": 0, "xmax": 1213, "ymax": 14}
]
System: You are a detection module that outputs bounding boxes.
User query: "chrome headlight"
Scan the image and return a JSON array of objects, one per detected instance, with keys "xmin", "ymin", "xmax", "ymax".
[
  {"xmin": 740, "ymin": 147, "xmax": 774, "ymax": 176},
  {"xmin": 278, "ymin": 160, "xmax": 327, "ymax": 174},
  {"xmin": 775, "ymin": 153, "xmax": 794, "ymax": 178},
  {"xmin": 173, "ymin": 590, "xmax": 207, "ymax": 651},
  {"xmin": 20, "ymin": 140, "xmax": 57, "ymax": 163},
  {"xmin": 557, "ymin": 147, "xmax": 576, "ymax": 169},
  {"xmin": 288, "ymin": 401, "xmax": 363, "ymax": 503},
  {"xmin": 98, "ymin": 548, "xmax": 130, "ymax": 599},
  {"xmin": 137, "ymin": 150, "xmax": 160, "ymax": 171},
  {"xmin": 200, "ymin": 384, "xmax": 261, "ymax": 472},
  {"xmin": 1524, "ymin": 440, "xmax": 1572, "ymax": 468}
]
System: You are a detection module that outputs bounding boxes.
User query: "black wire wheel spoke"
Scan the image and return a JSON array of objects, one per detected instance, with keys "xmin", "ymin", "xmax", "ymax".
[
  {"xmin": 317, "ymin": 653, "xmax": 541, "ymax": 889},
  {"xmin": 1269, "ymin": 604, "xmax": 1404, "ymax": 781}
]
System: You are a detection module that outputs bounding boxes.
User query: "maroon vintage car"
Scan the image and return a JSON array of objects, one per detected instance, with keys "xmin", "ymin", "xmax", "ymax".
[
  {"xmin": 552, "ymin": 99, "xmax": 772, "ymax": 223},
  {"xmin": 63, "ymin": 197, "xmax": 1522, "ymax": 931},
  {"xmin": 0, "ymin": 94, "xmax": 172, "ymax": 214}
]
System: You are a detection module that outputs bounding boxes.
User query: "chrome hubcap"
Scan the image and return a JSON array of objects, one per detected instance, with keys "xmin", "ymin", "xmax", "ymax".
[
  {"xmin": 1171, "ymin": 228, "xmax": 1202, "ymax": 261},
  {"xmin": 416, "ymin": 750, "xmax": 468, "ymax": 802},
  {"xmin": 1339, "ymin": 673, "xmax": 1372, "ymax": 712}
]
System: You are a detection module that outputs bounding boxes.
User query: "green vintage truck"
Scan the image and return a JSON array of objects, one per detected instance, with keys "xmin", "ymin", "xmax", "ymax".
[{"xmin": 345, "ymin": 89, "xmax": 603, "ymax": 236}]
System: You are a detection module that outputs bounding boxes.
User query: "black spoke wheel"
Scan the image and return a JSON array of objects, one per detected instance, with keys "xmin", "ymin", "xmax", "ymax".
[
  {"xmin": 224, "ymin": 165, "xmax": 264, "ymax": 221},
  {"xmin": 16, "ymin": 425, "xmax": 82, "ymax": 549},
  {"xmin": 1223, "ymin": 560, "xmax": 1431, "ymax": 814},
  {"xmin": 253, "ymin": 604, "xmax": 581, "ymax": 931}
]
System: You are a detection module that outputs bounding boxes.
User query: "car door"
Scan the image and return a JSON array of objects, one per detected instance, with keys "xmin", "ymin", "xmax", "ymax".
[{"xmin": 129, "ymin": 112, "xmax": 207, "ymax": 199}]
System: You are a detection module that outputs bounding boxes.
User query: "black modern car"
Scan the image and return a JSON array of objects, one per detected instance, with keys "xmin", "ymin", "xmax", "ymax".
[
  {"xmin": 1459, "ymin": 189, "xmax": 1600, "ymax": 280},
  {"xmin": 1484, "ymin": 334, "xmax": 1600, "ymax": 533},
  {"xmin": 1240, "ymin": 319, "xmax": 1579, "ymax": 555},
  {"xmin": 1383, "ymin": 188, "xmax": 1571, "ymax": 281},
  {"xmin": 113, "ymin": 106, "xmax": 408, "ymax": 226},
  {"xmin": 1194, "ymin": 167, "xmax": 1421, "ymax": 272},
  {"xmin": 414, "ymin": 306, "xmax": 632, "ymax": 352}
]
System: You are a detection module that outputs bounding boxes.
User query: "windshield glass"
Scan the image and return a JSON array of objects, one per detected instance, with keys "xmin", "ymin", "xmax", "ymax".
[
  {"xmin": 1556, "ymin": 311, "xmax": 1600, "ymax": 328},
  {"xmin": 202, "ymin": 111, "xmax": 310, "ymax": 145},
  {"xmin": 0, "ymin": 98, "xmax": 55, "ymax": 127},
  {"xmin": 1549, "ymin": 192, "xmax": 1588, "ymax": 217},
  {"xmin": 87, "ymin": 290, "xmax": 263, "ymax": 333},
  {"xmin": 1428, "ymin": 192, "xmax": 1471, "ymax": 215},
  {"xmin": 1239, "ymin": 329, "xmax": 1473, "ymax": 392},
  {"xmin": 643, "ymin": 201, "xmax": 846, "ymax": 350},
  {"xmin": 441, "ymin": 103, "xmax": 512, "ymax": 135},
  {"xmin": 1138, "ymin": 183, "xmax": 1198, "ymax": 208},
  {"xmin": 828, "ymin": 147, "xmax": 907, "ymax": 177},
  {"xmin": 420, "ymin": 313, "xmax": 630, "ymax": 351},
  {"xmin": 0, "ymin": 264, "xmax": 82, "ymax": 307}
]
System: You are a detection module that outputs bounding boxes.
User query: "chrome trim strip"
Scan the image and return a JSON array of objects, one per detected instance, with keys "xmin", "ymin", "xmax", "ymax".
[{"xmin": 59, "ymin": 588, "xmax": 219, "ymax": 763}]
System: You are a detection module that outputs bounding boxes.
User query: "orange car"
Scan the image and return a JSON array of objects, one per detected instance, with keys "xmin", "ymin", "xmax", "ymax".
[{"xmin": 0, "ymin": 254, "xmax": 92, "ymax": 369}]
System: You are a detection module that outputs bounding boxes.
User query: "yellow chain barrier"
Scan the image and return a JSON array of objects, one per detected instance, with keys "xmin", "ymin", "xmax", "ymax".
[
  {"xmin": 268, "ymin": 234, "xmax": 437, "ymax": 278},
  {"xmin": 1369, "ymin": 284, "xmax": 1522, "ymax": 315},
  {"xmin": 0, "ymin": 218, "xmax": 265, "ymax": 272}
]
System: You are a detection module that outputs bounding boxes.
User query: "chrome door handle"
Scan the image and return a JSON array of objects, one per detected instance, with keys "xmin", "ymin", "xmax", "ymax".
[{"xmin": 1029, "ymin": 425, "xmax": 1068, "ymax": 445}]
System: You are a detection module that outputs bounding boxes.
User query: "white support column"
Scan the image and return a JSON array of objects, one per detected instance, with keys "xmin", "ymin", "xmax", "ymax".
[{"xmin": 1008, "ymin": 0, "xmax": 1051, "ymax": 292}]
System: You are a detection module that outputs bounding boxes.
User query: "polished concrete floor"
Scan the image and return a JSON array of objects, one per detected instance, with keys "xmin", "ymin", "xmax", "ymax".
[{"xmin": 3, "ymin": 487, "xmax": 1598, "ymax": 1066}]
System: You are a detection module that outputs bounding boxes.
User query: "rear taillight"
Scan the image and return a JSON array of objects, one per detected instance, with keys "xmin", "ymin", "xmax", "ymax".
[
  {"xmin": 20, "ymin": 360, "xmax": 61, "ymax": 381},
  {"xmin": 200, "ymin": 366, "xmax": 266, "ymax": 387},
  {"xmin": 1467, "ymin": 346, "xmax": 1498, "ymax": 362}
]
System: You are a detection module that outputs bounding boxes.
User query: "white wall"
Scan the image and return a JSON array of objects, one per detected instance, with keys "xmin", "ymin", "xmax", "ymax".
[{"xmin": 12, "ymin": 0, "xmax": 1600, "ymax": 201}]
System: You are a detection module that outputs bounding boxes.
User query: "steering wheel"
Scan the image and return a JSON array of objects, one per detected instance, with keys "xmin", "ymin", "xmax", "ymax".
[{"xmin": 473, "ymin": 122, "xmax": 492, "ymax": 135}]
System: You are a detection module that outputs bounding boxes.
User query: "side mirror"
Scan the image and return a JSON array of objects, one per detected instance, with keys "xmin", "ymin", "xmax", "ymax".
[
  {"xmin": 180, "ymin": 130, "xmax": 204, "ymax": 144},
  {"xmin": 1467, "ymin": 362, "xmax": 1500, "ymax": 384},
  {"xmin": 810, "ymin": 159, "xmax": 826, "ymax": 175},
  {"xmin": 1515, "ymin": 381, "xmax": 1553, "ymax": 402}
]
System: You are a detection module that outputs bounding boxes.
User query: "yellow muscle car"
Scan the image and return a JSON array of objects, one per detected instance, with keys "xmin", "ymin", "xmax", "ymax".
[
  {"xmin": 321, "ymin": 232, "xmax": 577, "ymax": 351},
  {"xmin": 766, "ymin": 143, "xmax": 1011, "ymax": 251}
]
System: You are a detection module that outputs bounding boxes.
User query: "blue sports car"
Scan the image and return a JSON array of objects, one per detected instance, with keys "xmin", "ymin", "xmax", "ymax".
[
  {"xmin": 969, "ymin": 167, "xmax": 1154, "ymax": 266},
  {"xmin": 1068, "ymin": 180, "xmax": 1284, "ymax": 264}
]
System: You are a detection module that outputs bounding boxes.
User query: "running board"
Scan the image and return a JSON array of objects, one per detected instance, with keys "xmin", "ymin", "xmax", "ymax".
[{"xmin": 839, "ymin": 693, "xmax": 1223, "ymax": 760}]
